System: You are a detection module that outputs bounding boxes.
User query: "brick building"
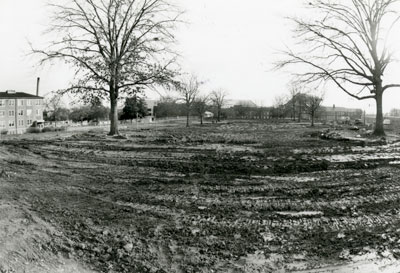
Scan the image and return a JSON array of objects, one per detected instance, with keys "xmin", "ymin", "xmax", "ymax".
[
  {"xmin": 321, "ymin": 106, "xmax": 363, "ymax": 123},
  {"xmin": 0, "ymin": 90, "xmax": 44, "ymax": 134}
]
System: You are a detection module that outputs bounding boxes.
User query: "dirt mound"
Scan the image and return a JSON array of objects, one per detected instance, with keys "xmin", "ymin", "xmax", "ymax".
[{"xmin": 0, "ymin": 201, "xmax": 95, "ymax": 273}]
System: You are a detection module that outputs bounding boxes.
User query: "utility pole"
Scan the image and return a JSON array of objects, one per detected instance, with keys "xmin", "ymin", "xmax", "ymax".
[
  {"xmin": 364, "ymin": 109, "xmax": 366, "ymax": 125},
  {"xmin": 333, "ymin": 104, "xmax": 337, "ymax": 124}
]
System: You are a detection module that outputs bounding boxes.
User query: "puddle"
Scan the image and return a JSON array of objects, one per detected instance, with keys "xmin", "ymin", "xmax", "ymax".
[
  {"xmin": 275, "ymin": 211, "xmax": 323, "ymax": 217},
  {"xmin": 319, "ymin": 153, "xmax": 400, "ymax": 163},
  {"xmin": 292, "ymin": 259, "xmax": 400, "ymax": 273},
  {"xmin": 252, "ymin": 176, "xmax": 317, "ymax": 183}
]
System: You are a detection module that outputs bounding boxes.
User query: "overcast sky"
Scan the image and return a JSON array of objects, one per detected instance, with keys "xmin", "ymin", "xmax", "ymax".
[{"xmin": 1, "ymin": 0, "xmax": 400, "ymax": 113}]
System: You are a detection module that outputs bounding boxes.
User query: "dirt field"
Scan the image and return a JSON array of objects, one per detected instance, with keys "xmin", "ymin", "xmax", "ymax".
[{"xmin": 2, "ymin": 121, "xmax": 400, "ymax": 272}]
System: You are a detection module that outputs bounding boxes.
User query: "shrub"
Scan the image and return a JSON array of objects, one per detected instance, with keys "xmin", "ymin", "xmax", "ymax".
[
  {"xmin": 55, "ymin": 126, "xmax": 67, "ymax": 132},
  {"xmin": 26, "ymin": 127, "xmax": 41, "ymax": 134},
  {"xmin": 42, "ymin": 127, "xmax": 56, "ymax": 133},
  {"xmin": 88, "ymin": 128, "xmax": 104, "ymax": 133}
]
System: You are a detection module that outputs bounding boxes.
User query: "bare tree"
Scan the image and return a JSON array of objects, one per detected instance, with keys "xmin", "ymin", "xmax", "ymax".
[
  {"xmin": 272, "ymin": 94, "xmax": 287, "ymax": 119},
  {"xmin": 33, "ymin": 0, "xmax": 181, "ymax": 135},
  {"xmin": 176, "ymin": 75, "xmax": 202, "ymax": 127},
  {"xmin": 210, "ymin": 89, "xmax": 228, "ymax": 122},
  {"xmin": 288, "ymin": 82, "xmax": 303, "ymax": 121},
  {"xmin": 276, "ymin": 0, "xmax": 400, "ymax": 136},
  {"xmin": 303, "ymin": 93, "xmax": 324, "ymax": 127},
  {"xmin": 389, "ymin": 108, "xmax": 400, "ymax": 117},
  {"xmin": 194, "ymin": 94, "xmax": 209, "ymax": 125},
  {"xmin": 287, "ymin": 82, "xmax": 308, "ymax": 122},
  {"xmin": 45, "ymin": 92, "xmax": 65, "ymax": 127}
]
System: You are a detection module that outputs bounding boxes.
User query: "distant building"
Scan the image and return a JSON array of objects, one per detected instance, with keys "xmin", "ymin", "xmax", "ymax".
[
  {"xmin": 321, "ymin": 106, "xmax": 363, "ymax": 122},
  {"xmin": 204, "ymin": 111, "xmax": 214, "ymax": 118},
  {"xmin": 224, "ymin": 99, "xmax": 273, "ymax": 120},
  {"xmin": 224, "ymin": 99, "xmax": 258, "ymax": 109},
  {"xmin": 367, "ymin": 115, "xmax": 400, "ymax": 130},
  {"xmin": 0, "ymin": 91, "xmax": 44, "ymax": 134},
  {"xmin": 145, "ymin": 100, "xmax": 157, "ymax": 116}
]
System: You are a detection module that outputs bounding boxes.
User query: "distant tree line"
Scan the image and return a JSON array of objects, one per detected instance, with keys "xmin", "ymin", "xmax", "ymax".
[
  {"xmin": 153, "ymin": 98, "xmax": 187, "ymax": 118},
  {"xmin": 270, "ymin": 92, "xmax": 324, "ymax": 126},
  {"xmin": 153, "ymin": 97, "xmax": 217, "ymax": 122},
  {"xmin": 44, "ymin": 84, "xmax": 232, "ymax": 128},
  {"xmin": 224, "ymin": 105, "xmax": 271, "ymax": 120},
  {"xmin": 44, "ymin": 102, "xmax": 110, "ymax": 124},
  {"xmin": 154, "ymin": 82, "xmax": 229, "ymax": 127},
  {"xmin": 44, "ymin": 95, "xmax": 151, "ymax": 125},
  {"xmin": 44, "ymin": 86, "xmax": 327, "ymax": 127},
  {"xmin": 389, "ymin": 109, "xmax": 400, "ymax": 117},
  {"xmin": 120, "ymin": 96, "xmax": 148, "ymax": 121}
]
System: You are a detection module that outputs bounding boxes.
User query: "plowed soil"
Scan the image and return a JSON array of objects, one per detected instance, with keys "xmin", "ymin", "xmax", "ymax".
[{"xmin": 2, "ymin": 121, "xmax": 400, "ymax": 272}]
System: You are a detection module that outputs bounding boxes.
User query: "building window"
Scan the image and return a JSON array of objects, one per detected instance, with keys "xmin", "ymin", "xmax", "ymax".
[
  {"xmin": 27, "ymin": 109, "xmax": 32, "ymax": 116},
  {"xmin": 8, "ymin": 110, "xmax": 14, "ymax": 116},
  {"xmin": 0, "ymin": 111, "xmax": 4, "ymax": 116},
  {"xmin": 18, "ymin": 110, "xmax": 24, "ymax": 116},
  {"xmin": 18, "ymin": 99, "xmax": 24, "ymax": 106},
  {"xmin": 8, "ymin": 100, "xmax": 14, "ymax": 106},
  {"xmin": 36, "ymin": 109, "xmax": 40, "ymax": 115},
  {"xmin": 8, "ymin": 121, "xmax": 14, "ymax": 127},
  {"xmin": 18, "ymin": 120, "xmax": 24, "ymax": 126},
  {"xmin": 27, "ymin": 100, "xmax": 31, "ymax": 106},
  {"xmin": 0, "ymin": 121, "xmax": 4, "ymax": 128},
  {"xmin": 27, "ymin": 120, "xmax": 32, "ymax": 125},
  {"xmin": 0, "ymin": 100, "xmax": 4, "ymax": 107}
]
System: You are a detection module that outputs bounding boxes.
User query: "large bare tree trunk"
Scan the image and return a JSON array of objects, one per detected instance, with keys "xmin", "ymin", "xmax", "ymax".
[
  {"xmin": 109, "ymin": 89, "xmax": 119, "ymax": 135},
  {"xmin": 374, "ymin": 90, "xmax": 384, "ymax": 136}
]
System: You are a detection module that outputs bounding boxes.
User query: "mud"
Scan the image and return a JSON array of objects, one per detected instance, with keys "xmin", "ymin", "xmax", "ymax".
[{"xmin": 1, "ymin": 121, "xmax": 400, "ymax": 272}]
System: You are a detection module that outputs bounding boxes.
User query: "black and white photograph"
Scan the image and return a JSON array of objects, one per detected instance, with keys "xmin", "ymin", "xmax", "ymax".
[{"xmin": 2, "ymin": 0, "xmax": 400, "ymax": 272}]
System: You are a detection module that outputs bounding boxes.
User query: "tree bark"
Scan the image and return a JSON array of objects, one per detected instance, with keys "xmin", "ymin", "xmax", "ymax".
[
  {"xmin": 200, "ymin": 115, "xmax": 203, "ymax": 125},
  {"xmin": 374, "ymin": 90, "xmax": 384, "ymax": 136},
  {"xmin": 109, "ymin": 90, "xmax": 119, "ymax": 135}
]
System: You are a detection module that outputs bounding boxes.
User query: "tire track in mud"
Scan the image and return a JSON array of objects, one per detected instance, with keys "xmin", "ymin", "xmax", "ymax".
[
  {"xmin": 10, "ymin": 140, "xmax": 400, "ymax": 226},
  {"xmin": 5, "ymin": 127, "xmax": 400, "ymax": 272}
]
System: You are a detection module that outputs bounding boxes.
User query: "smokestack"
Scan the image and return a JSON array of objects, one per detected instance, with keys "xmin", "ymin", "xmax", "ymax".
[{"xmin": 36, "ymin": 77, "xmax": 40, "ymax": 96}]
